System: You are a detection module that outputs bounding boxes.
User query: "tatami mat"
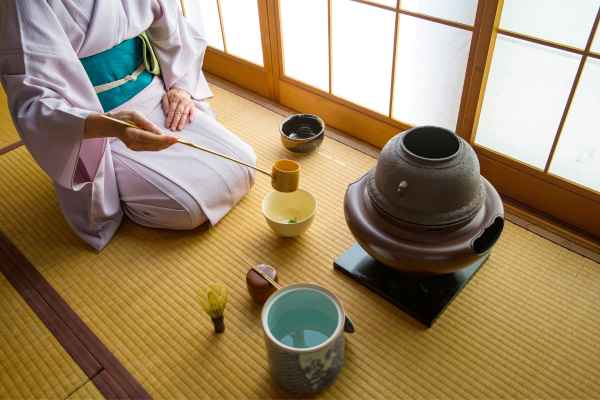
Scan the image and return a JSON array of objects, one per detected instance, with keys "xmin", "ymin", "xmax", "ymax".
[
  {"xmin": 0, "ymin": 82, "xmax": 599, "ymax": 399},
  {"xmin": 66, "ymin": 381, "xmax": 105, "ymax": 400},
  {"xmin": 0, "ymin": 87, "xmax": 20, "ymax": 149},
  {"xmin": 0, "ymin": 271, "xmax": 89, "ymax": 398}
]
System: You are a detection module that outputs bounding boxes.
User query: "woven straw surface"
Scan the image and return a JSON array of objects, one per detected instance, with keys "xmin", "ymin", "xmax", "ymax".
[
  {"xmin": 66, "ymin": 381, "xmax": 105, "ymax": 400},
  {"xmin": 0, "ymin": 272, "xmax": 89, "ymax": 398},
  {"xmin": 0, "ymin": 87, "xmax": 20, "ymax": 148},
  {"xmin": 0, "ymin": 83, "xmax": 599, "ymax": 399}
]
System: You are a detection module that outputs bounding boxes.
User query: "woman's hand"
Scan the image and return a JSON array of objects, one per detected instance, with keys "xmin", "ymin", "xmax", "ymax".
[
  {"xmin": 162, "ymin": 87, "xmax": 196, "ymax": 131},
  {"xmin": 84, "ymin": 110, "xmax": 180, "ymax": 152}
]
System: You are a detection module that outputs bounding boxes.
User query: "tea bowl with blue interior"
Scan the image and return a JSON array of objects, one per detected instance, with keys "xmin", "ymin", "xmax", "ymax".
[
  {"xmin": 261, "ymin": 283, "xmax": 345, "ymax": 393},
  {"xmin": 279, "ymin": 114, "xmax": 325, "ymax": 154}
]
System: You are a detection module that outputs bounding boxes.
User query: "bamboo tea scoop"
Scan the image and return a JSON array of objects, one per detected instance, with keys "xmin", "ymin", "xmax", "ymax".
[
  {"xmin": 178, "ymin": 139, "xmax": 300, "ymax": 193},
  {"xmin": 100, "ymin": 115, "xmax": 300, "ymax": 192}
]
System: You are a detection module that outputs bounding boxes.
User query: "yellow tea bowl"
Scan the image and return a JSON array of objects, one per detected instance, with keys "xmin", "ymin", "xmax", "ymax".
[{"xmin": 262, "ymin": 189, "xmax": 317, "ymax": 237}]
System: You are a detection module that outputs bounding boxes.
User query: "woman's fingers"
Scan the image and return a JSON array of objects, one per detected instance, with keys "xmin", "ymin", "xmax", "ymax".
[
  {"xmin": 123, "ymin": 127, "xmax": 180, "ymax": 152},
  {"xmin": 170, "ymin": 101, "xmax": 187, "ymax": 131},
  {"xmin": 102, "ymin": 110, "xmax": 180, "ymax": 152},
  {"xmin": 190, "ymin": 105, "xmax": 196, "ymax": 123},
  {"xmin": 127, "ymin": 110, "xmax": 163, "ymax": 134},
  {"xmin": 178, "ymin": 103, "xmax": 194, "ymax": 130},
  {"xmin": 166, "ymin": 98, "xmax": 180, "ymax": 129},
  {"xmin": 163, "ymin": 88, "xmax": 196, "ymax": 130},
  {"xmin": 162, "ymin": 93, "xmax": 170, "ymax": 116},
  {"xmin": 107, "ymin": 110, "xmax": 162, "ymax": 135}
]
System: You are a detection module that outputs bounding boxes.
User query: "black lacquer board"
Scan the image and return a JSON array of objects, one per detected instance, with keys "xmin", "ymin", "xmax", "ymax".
[{"xmin": 334, "ymin": 243, "xmax": 490, "ymax": 327}]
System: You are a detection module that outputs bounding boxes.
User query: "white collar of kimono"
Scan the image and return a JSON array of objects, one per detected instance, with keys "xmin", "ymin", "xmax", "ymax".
[{"xmin": 77, "ymin": 0, "xmax": 128, "ymax": 59}]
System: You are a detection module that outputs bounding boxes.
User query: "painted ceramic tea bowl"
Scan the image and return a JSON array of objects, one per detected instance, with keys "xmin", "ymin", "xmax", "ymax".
[
  {"xmin": 262, "ymin": 189, "xmax": 317, "ymax": 237},
  {"xmin": 279, "ymin": 114, "xmax": 325, "ymax": 154},
  {"xmin": 261, "ymin": 283, "xmax": 345, "ymax": 393}
]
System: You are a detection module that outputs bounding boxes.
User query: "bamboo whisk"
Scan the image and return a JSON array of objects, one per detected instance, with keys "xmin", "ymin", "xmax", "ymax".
[{"xmin": 197, "ymin": 283, "xmax": 228, "ymax": 333}]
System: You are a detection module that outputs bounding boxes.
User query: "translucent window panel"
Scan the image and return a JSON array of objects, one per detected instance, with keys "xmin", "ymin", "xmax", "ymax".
[
  {"xmin": 392, "ymin": 16, "xmax": 471, "ymax": 130},
  {"xmin": 220, "ymin": 0, "xmax": 264, "ymax": 66},
  {"xmin": 198, "ymin": 0, "xmax": 224, "ymax": 50},
  {"xmin": 370, "ymin": 0, "xmax": 397, "ymax": 7},
  {"xmin": 400, "ymin": 0, "xmax": 478, "ymax": 26},
  {"xmin": 499, "ymin": 0, "xmax": 600, "ymax": 49},
  {"xmin": 592, "ymin": 29, "xmax": 600, "ymax": 54},
  {"xmin": 182, "ymin": 0, "xmax": 206, "ymax": 37},
  {"xmin": 280, "ymin": 0, "xmax": 329, "ymax": 91},
  {"xmin": 549, "ymin": 59, "xmax": 600, "ymax": 192},
  {"xmin": 475, "ymin": 36, "xmax": 580, "ymax": 169},
  {"xmin": 332, "ymin": 0, "xmax": 396, "ymax": 114}
]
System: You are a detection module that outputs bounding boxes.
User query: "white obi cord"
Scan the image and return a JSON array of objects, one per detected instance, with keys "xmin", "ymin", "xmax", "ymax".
[{"xmin": 93, "ymin": 63, "xmax": 147, "ymax": 94}]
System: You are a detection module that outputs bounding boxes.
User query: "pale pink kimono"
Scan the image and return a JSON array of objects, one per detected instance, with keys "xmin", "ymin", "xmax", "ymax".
[{"xmin": 0, "ymin": 0, "xmax": 257, "ymax": 251}]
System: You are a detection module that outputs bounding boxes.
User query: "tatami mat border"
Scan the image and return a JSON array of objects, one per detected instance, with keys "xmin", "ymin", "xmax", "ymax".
[
  {"xmin": 505, "ymin": 211, "xmax": 600, "ymax": 263},
  {"xmin": 0, "ymin": 229, "xmax": 151, "ymax": 400},
  {"xmin": 205, "ymin": 76, "xmax": 381, "ymax": 160},
  {"xmin": 0, "ymin": 78, "xmax": 598, "ymax": 399},
  {"xmin": 0, "ymin": 74, "xmax": 597, "ymax": 399},
  {"xmin": 92, "ymin": 370, "xmax": 129, "ymax": 400},
  {"xmin": 0, "ymin": 140, "xmax": 23, "ymax": 156}
]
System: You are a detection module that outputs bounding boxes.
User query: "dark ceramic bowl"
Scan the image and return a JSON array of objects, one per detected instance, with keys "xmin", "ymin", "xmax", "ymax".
[{"xmin": 279, "ymin": 114, "xmax": 325, "ymax": 153}]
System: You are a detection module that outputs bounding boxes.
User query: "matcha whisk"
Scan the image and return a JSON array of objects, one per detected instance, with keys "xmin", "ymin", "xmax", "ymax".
[{"xmin": 197, "ymin": 283, "xmax": 228, "ymax": 333}]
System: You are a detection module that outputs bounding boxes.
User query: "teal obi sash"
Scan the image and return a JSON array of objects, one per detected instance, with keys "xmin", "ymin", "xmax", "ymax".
[{"xmin": 80, "ymin": 33, "xmax": 160, "ymax": 112}]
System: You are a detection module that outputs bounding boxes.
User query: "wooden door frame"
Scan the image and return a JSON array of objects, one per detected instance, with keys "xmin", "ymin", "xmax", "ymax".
[
  {"xmin": 198, "ymin": 0, "xmax": 275, "ymax": 99},
  {"xmin": 186, "ymin": 0, "xmax": 600, "ymax": 238},
  {"xmin": 456, "ymin": 0, "xmax": 600, "ymax": 237}
]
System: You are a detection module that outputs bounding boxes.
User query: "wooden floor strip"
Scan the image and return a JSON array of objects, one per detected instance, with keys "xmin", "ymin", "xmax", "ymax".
[
  {"xmin": 0, "ymin": 140, "xmax": 23, "ymax": 156},
  {"xmin": 1, "ymin": 83, "xmax": 599, "ymax": 399},
  {"xmin": 205, "ymin": 75, "xmax": 382, "ymax": 159},
  {"xmin": 92, "ymin": 370, "xmax": 130, "ymax": 400},
  {"xmin": 0, "ymin": 229, "xmax": 151, "ymax": 400},
  {"xmin": 0, "ymin": 248, "xmax": 102, "ymax": 378}
]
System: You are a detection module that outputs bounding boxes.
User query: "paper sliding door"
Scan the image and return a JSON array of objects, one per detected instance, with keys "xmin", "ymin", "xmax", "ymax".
[{"xmin": 181, "ymin": 0, "xmax": 276, "ymax": 98}]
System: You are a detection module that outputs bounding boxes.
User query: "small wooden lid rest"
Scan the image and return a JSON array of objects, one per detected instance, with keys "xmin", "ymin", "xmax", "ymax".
[{"xmin": 246, "ymin": 264, "xmax": 278, "ymax": 303}]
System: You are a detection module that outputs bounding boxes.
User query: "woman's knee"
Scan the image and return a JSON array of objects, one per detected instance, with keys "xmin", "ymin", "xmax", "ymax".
[
  {"xmin": 122, "ymin": 199, "xmax": 207, "ymax": 230},
  {"xmin": 183, "ymin": 200, "xmax": 209, "ymax": 229},
  {"xmin": 113, "ymin": 155, "xmax": 208, "ymax": 230}
]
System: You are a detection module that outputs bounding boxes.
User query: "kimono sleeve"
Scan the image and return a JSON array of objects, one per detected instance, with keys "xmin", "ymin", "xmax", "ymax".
[
  {"xmin": 146, "ymin": 0, "xmax": 213, "ymax": 101},
  {"xmin": 0, "ymin": 0, "xmax": 104, "ymax": 190}
]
